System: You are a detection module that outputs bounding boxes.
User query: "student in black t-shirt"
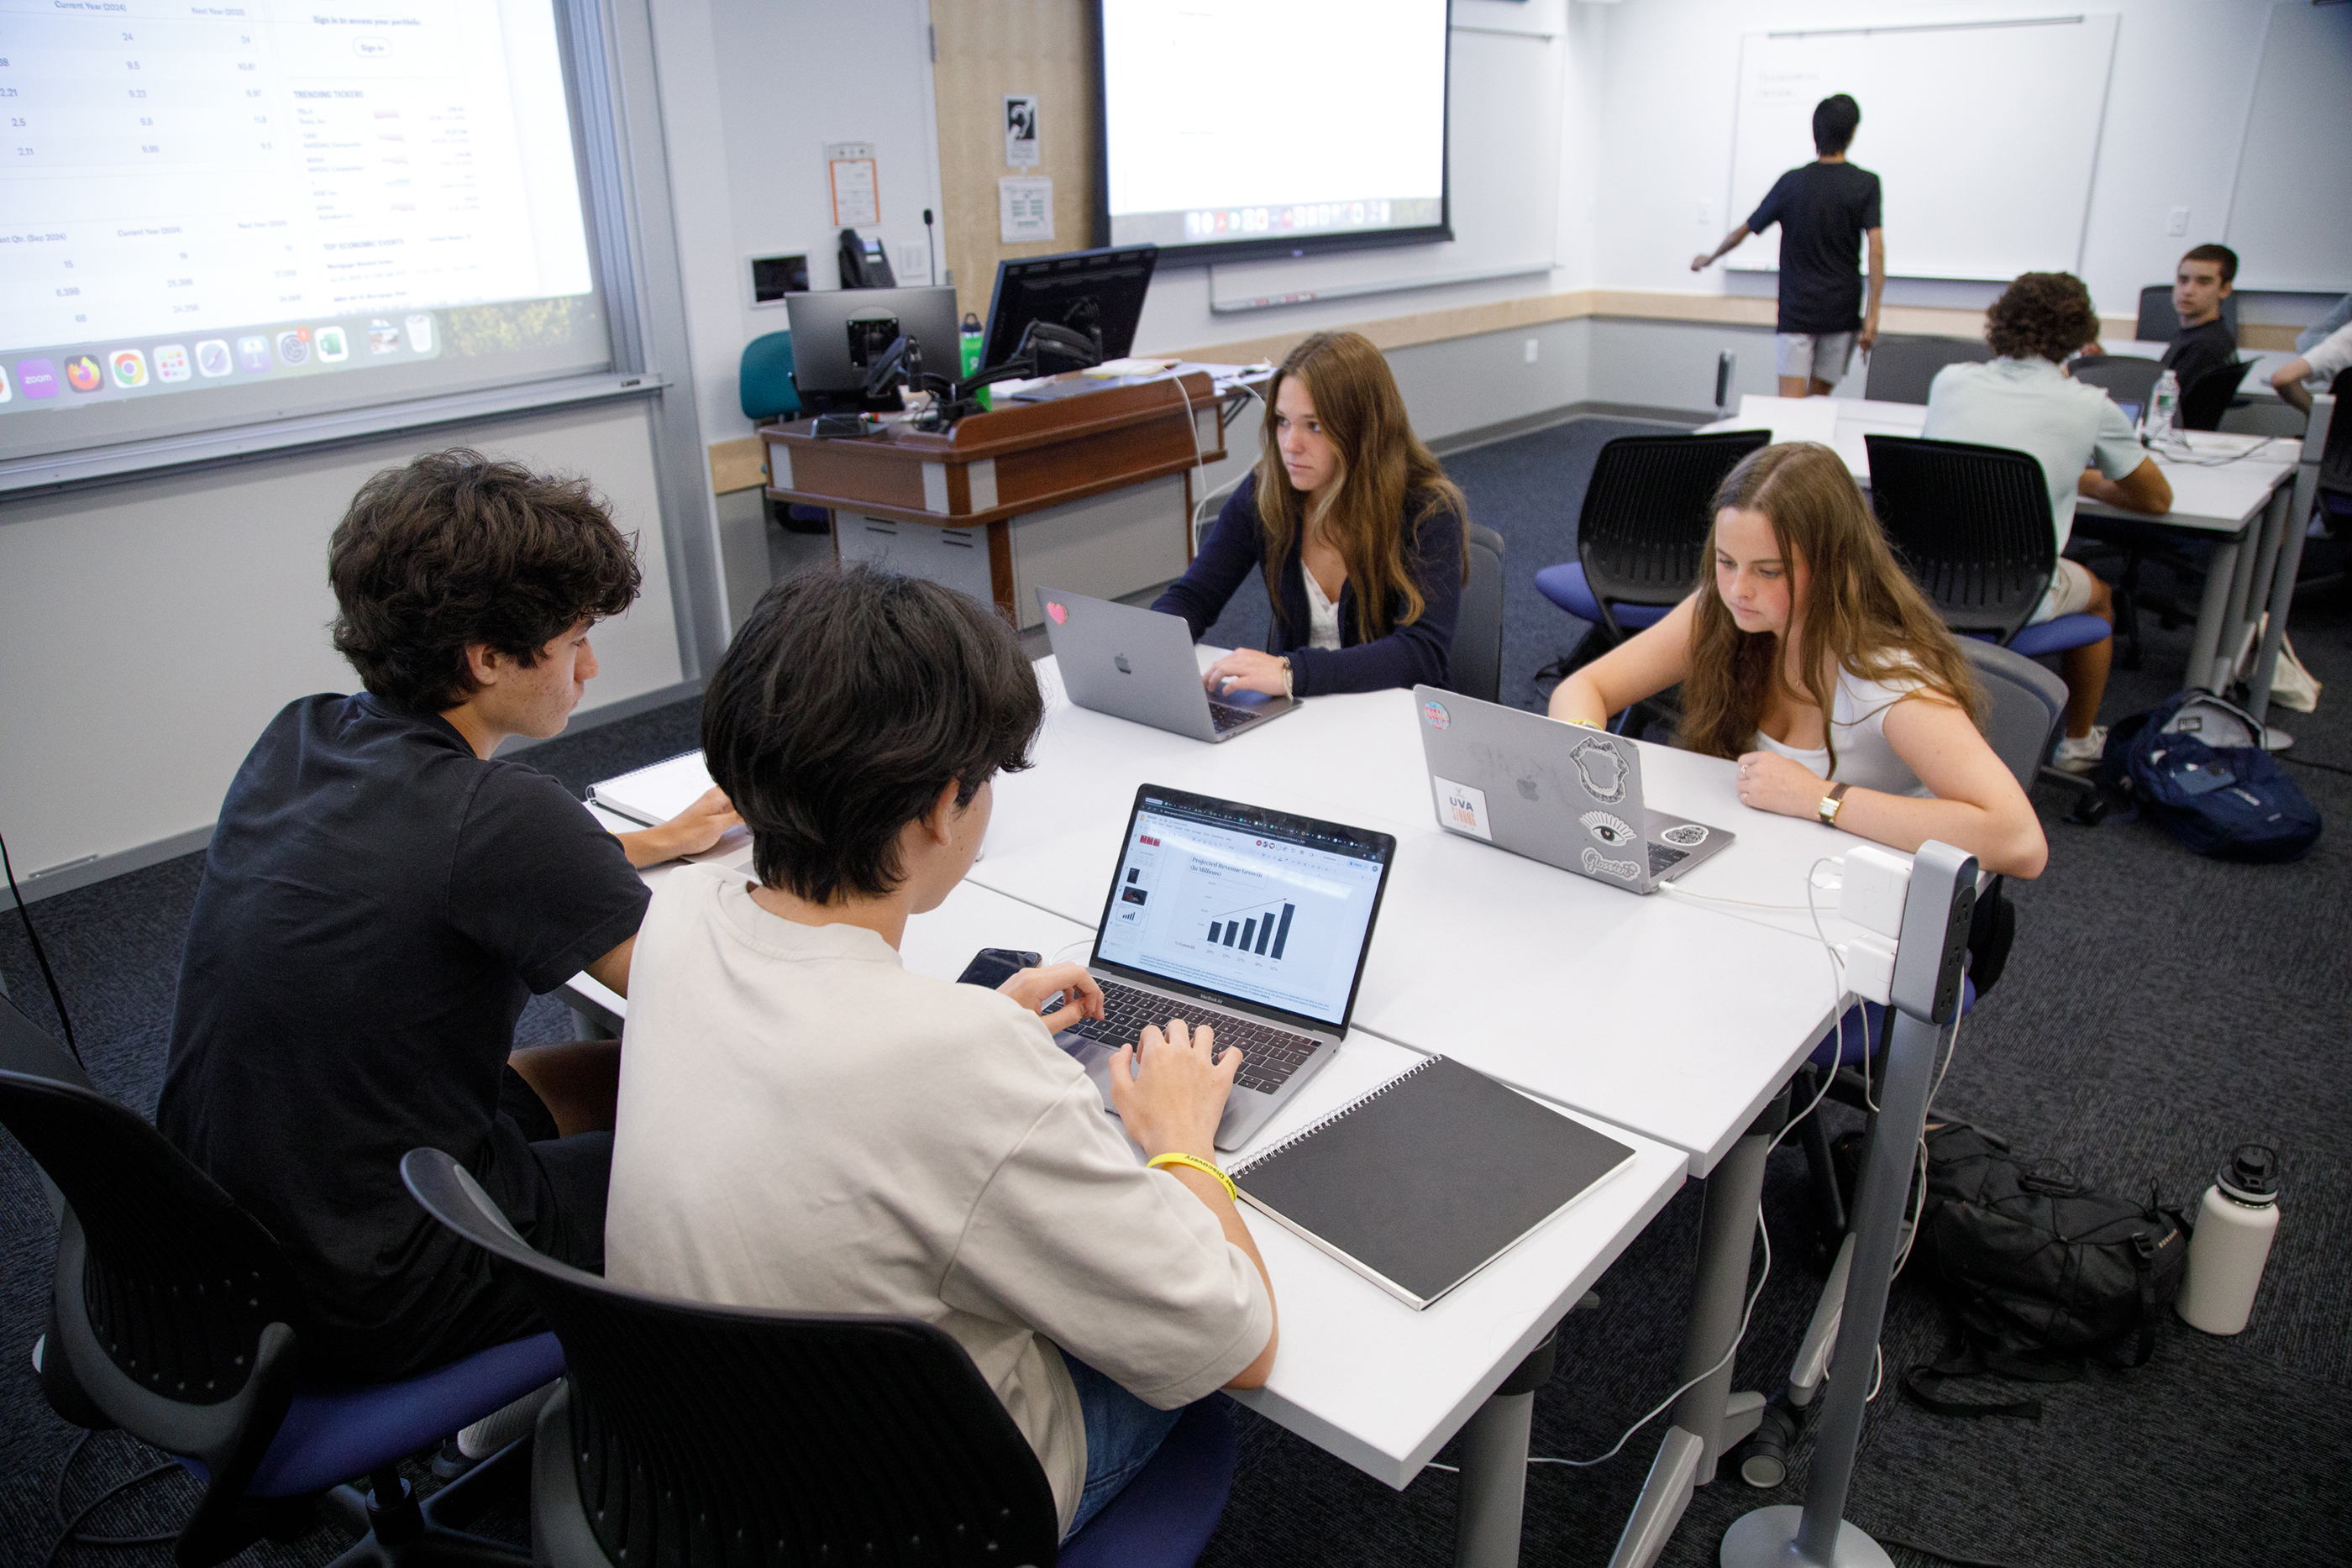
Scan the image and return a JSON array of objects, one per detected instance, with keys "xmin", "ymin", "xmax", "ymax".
[
  {"xmin": 1693, "ymin": 93, "xmax": 1885, "ymax": 399},
  {"xmin": 157, "ymin": 449, "xmax": 739, "ymax": 1384},
  {"xmin": 2158, "ymin": 243, "xmax": 2239, "ymax": 427}
]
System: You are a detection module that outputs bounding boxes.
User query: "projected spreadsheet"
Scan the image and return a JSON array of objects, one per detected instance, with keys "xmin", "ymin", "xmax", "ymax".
[
  {"xmin": 1096, "ymin": 805, "xmax": 1382, "ymax": 1027},
  {"xmin": 0, "ymin": 0, "xmax": 595, "ymax": 417}
]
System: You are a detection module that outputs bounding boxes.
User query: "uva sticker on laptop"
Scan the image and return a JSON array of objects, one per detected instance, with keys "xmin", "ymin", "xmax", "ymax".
[{"xmin": 1433, "ymin": 776, "xmax": 1492, "ymax": 841}]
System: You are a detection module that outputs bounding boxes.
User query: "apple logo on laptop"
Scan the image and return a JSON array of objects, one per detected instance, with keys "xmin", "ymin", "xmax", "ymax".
[
  {"xmin": 1115, "ymin": 654, "xmax": 1132, "ymax": 674},
  {"xmin": 1516, "ymin": 777, "xmax": 1540, "ymax": 802},
  {"xmin": 1047, "ymin": 601, "xmax": 1067, "ymax": 624}
]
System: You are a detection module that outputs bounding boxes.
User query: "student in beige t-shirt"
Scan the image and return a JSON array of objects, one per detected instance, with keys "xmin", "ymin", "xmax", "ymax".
[{"xmin": 604, "ymin": 564, "xmax": 1278, "ymax": 1540}]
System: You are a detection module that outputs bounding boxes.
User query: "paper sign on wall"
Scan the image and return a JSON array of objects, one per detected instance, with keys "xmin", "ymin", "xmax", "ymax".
[
  {"xmin": 1000, "ymin": 176, "xmax": 1054, "ymax": 243},
  {"xmin": 825, "ymin": 140, "xmax": 880, "ymax": 228},
  {"xmin": 1004, "ymin": 95, "xmax": 1040, "ymax": 167}
]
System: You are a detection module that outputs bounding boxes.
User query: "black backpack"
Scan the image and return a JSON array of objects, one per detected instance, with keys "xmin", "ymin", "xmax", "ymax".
[
  {"xmin": 2098, "ymin": 690, "xmax": 2322, "ymax": 863},
  {"xmin": 1903, "ymin": 1123, "xmax": 2189, "ymax": 1420}
]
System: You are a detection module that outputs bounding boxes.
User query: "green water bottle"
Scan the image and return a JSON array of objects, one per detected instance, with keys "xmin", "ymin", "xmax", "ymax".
[{"xmin": 959, "ymin": 312, "xmax": 989, "ymax": 411}]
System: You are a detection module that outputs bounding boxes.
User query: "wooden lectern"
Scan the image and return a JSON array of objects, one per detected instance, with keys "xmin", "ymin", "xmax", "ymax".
[{"xmin": 759, "ymin": 372, "xmax": 1226, "ymax": 627}]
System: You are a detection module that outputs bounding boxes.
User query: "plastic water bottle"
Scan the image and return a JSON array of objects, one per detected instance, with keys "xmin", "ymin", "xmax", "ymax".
[
  {"xmin": 2176, "ymin": 1144, "xmax": 2281, "ymax": 1336},
  {"xmin": 960, "ymin": 312, "xmax": 988, "ymax": 410},
  {"xmin": 2145, "ymin": 368, "xmax": 2180, "ymax": 442}
]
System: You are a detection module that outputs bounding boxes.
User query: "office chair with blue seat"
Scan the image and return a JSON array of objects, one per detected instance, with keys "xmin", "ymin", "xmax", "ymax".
[
  {"xmin": 1447, "ymin": 522, "xmax": 1508, "ymax": 705},
  {"xmin": 1, "ymin": 989, "xmax": 558, "ymax": 1568},
  {"xmin": 1535, "ymin": 429, "xmax": 1769, "ymax": 705},
  {"xmin": 402, "ymin": 1146, "xmax": 1242, "ymax": 1568}
]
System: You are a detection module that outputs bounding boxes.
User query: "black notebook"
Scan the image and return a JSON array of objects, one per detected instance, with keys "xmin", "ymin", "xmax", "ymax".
[{"xmin": 1230, "ymin": 1055, "xmax": 1636, "ymax": 1310}]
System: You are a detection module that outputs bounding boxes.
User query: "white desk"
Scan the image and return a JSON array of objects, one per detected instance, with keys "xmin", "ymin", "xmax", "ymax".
[
  {"xmin": 1704, "ymin": 396, "xmax": 2302, "ymax": 691},
  {"xmin": 562, "ymin": 825, "xmax": 1688, "ymax": 1559}
]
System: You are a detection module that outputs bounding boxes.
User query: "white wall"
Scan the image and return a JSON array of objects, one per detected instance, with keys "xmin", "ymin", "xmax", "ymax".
[
  {"xmin": 1588, "ymin": 0, "xmax": 2302, "ymax": 322},
  {"xmin": 650, "ymin": 0, "xmax": 944, "ymax": 454},
  {"xmin": 0, "ymin": 403, "xmax": 685, "ymax": 890}
]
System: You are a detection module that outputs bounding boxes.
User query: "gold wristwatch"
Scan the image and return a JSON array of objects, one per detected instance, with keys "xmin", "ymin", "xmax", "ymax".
[{"xmin": 1817, "ymin": 781, "xmax": 1851, "ymax": 828}]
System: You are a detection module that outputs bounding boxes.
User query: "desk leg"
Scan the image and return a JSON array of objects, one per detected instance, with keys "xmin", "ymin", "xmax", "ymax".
[
  {"xmin": 1452, "ymin": 1330, "xmax": 1557, "ymax": 1568},
  {"xmin": 2185, "ymin": 537, "xmax": 2241, "ymax": 693},
  {"xmin": 1605, "ymin": 1091, "xmax": 1787, "ymax": 1568},
  {"xmin": 2208, "ymin": 522, "xmax": 2266, "ymax": 692},
  {"xmin": 2247, "ymin": 477, "xmax": 2310, "ymax": 727}
]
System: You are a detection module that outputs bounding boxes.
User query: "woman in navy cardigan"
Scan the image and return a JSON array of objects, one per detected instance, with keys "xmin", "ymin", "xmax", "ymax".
[{"xmin": 1152, "ymin": 330, "xmax": 1469, "ymax": 699}]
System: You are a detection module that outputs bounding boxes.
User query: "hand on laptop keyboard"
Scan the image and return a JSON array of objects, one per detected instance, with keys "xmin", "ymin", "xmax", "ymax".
[
  {"xmin": 995, "ymin": 962, "xmax": 1103, "ymax": 1034},
  {"xmin": 1069, "ymin": 979, "xmax": 1321, "ymax": 1096},
  {"xmin": 1092, "ymin": 1015, "xmax": 1241, "ymax": 1162}
]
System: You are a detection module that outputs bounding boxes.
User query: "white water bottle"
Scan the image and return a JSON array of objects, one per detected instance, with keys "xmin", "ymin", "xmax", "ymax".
[
  {"xmin": 2176, "ymin": 1144, "xmax": 2281, "ymax": 1336},
  {"xmin": 2145, "ymin": 369, "xmax": 2180, "ymax": 443}
]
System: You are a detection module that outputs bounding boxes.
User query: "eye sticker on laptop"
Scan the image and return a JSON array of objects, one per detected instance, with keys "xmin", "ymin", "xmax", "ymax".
[
  {"xmin": 1659, "ymin": 823, "xmax": 1709, "ymax": 847},
  {"xmin": 1578, "ymin": 810, "xmax": 1636, "ymax": 847},
  {"xmin": 1569, "ymin": 735, "xmax": 1627, "ymax": 803},
  {"xmin": 1581, "ymin": 847, "xmax": 1642, "ymax": 883}
]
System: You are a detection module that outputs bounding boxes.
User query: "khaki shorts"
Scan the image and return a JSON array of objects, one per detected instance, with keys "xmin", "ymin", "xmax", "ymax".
[
  {"xmin": 2029, "ymin": 557, "xmax": 2098, "ymax": 624},
  {"xmin": 1774, "ymin": 331, "xmax": 1856, "ymax": 385}
]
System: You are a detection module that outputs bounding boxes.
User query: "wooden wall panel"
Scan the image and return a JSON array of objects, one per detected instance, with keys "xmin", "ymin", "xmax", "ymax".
[{"xmin": 929, "ymin": 0, "xmax": 1100, "ymax": 328}]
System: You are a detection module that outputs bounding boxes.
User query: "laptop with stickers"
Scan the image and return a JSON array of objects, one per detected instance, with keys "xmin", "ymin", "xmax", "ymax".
[{"xmin": 1410, "ymin": 685, "xmax": 1735, "ymax": 894}]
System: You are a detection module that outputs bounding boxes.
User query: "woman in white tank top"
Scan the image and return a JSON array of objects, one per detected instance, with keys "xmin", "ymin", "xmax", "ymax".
[{"xmin": 1548, "ymin": 443, "xmax": 2046, "ymax": 879}]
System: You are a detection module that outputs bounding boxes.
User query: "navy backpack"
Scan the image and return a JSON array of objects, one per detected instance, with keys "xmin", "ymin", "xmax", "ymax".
[{"xmin": 2099, "ymin": 690, "xmax": 2322, "ymax": 863}]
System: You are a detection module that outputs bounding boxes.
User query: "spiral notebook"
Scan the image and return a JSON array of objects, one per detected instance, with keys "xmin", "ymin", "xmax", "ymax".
[
  {"xmin": 585, "ymin": 751, "xmax": 716, "ymax": 827},
  {"xmin": 1230, "ymin": 1055, "xmax": 1636, "ymax": 1310}
]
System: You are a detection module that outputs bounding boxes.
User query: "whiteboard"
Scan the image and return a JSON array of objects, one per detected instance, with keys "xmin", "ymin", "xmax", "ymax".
[
  {"xmin": 1205, "ymin": 24, "xmax": 1560, "ymax": 312},
  {"xmin": 2223, "ymin": 3, "xmax": 2352, "ymax": 292},
  {"xmin": 1727, "ymin": 14, "xmax": 2118, "ymax": 284}
]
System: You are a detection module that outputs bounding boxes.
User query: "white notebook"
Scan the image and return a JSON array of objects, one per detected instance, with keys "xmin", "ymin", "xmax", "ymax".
[{"xmin": 585, "ymin": 751, "xmax": 716, "ymax": 827}]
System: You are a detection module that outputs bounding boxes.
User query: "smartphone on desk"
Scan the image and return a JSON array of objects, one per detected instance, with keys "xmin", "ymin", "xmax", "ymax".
[{"xmin": 955, "ymin": 947, "xmax": 1041, "ymax": 989}]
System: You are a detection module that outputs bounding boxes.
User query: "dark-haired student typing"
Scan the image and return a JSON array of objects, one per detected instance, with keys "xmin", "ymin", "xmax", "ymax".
[
  {"xmin": 158, "ymin": 450, "xmax": 738, "ymax": 1384},
  {"xmin": 605, "ymin": 564, "xmax": 1277, "ymax": 1542},
  {"xmin": 1152, "ymin": 329, "xmax": 1468, "ymax": 699}
]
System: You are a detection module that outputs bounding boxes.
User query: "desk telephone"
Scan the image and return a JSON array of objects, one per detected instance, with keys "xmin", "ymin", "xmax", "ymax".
[{"xmin": 837, "ymin": 228, "xmax": 896, "ymax": 289}]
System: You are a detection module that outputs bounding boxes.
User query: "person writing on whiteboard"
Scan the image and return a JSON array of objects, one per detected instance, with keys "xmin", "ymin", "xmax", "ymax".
[
  {"xmin": 1922, "ymin": 271, "xmax": 2171, "ymax": 774},
  {"xmin": 1152, "ymin": 329, "xmax": 1468, "ymax": 697},
  {"xmin": 1546, "ymin": 443, "xmax": 2046, "ymax": 879},
  {"xmin": 1692, "ymin": 93, "xmax": 1885, "ymax": 399},
  {"xmin": 605, "ymin": 564, "xmax": 1277, "ymax": 1542},
  {"xmin": 157, "ymin": 451, "xmax": 740, "ymax": 1388}
]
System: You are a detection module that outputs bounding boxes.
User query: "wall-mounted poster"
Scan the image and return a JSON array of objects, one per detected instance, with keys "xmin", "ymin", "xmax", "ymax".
[{"xmin": 1005, "ymin": 95, "xmax": 1040, "ymax": 168}]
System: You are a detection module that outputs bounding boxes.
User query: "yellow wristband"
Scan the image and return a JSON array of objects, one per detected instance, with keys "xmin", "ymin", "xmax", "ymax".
[{"xmin": 1148, "ymin": 1151, "xmax": 1237, "ymax": 1202}]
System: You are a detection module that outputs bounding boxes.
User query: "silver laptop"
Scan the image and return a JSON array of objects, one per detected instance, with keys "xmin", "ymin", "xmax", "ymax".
[
  {"xmin": 1412, "ymin": 686, "xmax": 1735, "ymax": 894},
  {"xmin": 1057, "ymin": 784, "xmax": 1396, "ymax": 1151},
  {"xmin": 1036, "ymin": 586, "xmax": 1298, "ymax": 742}
]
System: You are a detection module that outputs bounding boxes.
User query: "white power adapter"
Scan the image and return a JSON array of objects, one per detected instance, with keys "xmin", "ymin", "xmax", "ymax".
[
  {"xmin": 1837, "ymin": 845, "xmax": 1913, "ymax": 941},
  {"xmin": 1837, "ymin": 935, "xmax": 1898, "ymax": 1004}
]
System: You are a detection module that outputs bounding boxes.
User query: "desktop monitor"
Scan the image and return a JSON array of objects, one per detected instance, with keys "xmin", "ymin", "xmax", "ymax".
[
  {"xmin": 979, "ymin": 246, "xmax": 1158, "ymax": 372},
  {"xmin": 784, "ymin": 285, "xmax": 962, "ymax": 413}
]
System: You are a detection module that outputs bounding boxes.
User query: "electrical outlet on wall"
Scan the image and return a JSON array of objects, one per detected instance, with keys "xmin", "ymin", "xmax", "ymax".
[
  {"xmin": 1524, "ymin": 338, "xmax": 1540, "ymax": 364},
  {"xmin": 2167, "ymin": 206, "xmax": 2190, "ymax": 237}
]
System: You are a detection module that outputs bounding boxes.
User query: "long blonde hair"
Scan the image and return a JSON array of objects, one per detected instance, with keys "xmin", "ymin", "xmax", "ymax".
[
  {"xmin": 1678, "ymin": 443, "xmax": 1981, "ymax": 775},
  {"xmin": 1251, "ymin": 331, "xmax": 1467, "ymax": 641}
]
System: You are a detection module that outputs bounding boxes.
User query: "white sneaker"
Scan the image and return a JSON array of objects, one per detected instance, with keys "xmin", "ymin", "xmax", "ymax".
[{"xmin": 2050, "ymin": 726, "xmax": 2108, "ymax": 775}]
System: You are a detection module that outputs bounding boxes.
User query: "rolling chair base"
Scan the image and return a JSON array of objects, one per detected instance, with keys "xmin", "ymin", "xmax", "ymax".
[{"xmin": 315, "ymin": 1440, "xmax": 533, "ymax": 1568}]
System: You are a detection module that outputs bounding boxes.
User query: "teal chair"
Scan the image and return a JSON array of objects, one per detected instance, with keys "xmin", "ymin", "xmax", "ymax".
[
  {"xmin": 738, "ymin": 331, "xmax": 801, "ymax": 422},
  {"xmin": 739, "ymin": 332, "xmax": 828, "ymax": 532}
]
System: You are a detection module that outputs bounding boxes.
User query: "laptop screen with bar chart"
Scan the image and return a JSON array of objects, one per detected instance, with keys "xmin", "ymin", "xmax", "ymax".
[{"xmin": 1091, "ymin": 787, "xmax": 1393, "ymax": 1031}]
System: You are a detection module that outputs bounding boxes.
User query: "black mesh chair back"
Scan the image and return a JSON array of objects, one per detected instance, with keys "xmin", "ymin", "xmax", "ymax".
[
  {"xmin": 2179, "ymin": 358, "xmax": 2253, "ymax": 433},
  {"xmin": 1449, "ymin": 522, "xmax": 1506, "ymax": 704},
  {"xmin": 1861, "ymin": 335, "xmax": 1992, "ymax": 405},
  {"xmin": 2068, "ymin": 354, "xmax": 2160, "ymax": 413},
  {"xmin": 2324, "ymin": 380, "xmax": 2352, "ymax": 499},
  {"xmin": 1577, "ymin": 430, "xmax": 1769, "ymax": 640},
  {"xmin": 0, "ymin": 993, "xmax": 311, "ymax": 1566},
  {"xmin": 2134, "ymin": 285, "xmax": 2240, "ymax": 343},
  {"xmin": 401, "ymin": 1148, "xmax": 1063, "ymax": 1568},
  {"xmin": 1864, "ymin": 435, "xmax": 2056, "ymax": 642}
]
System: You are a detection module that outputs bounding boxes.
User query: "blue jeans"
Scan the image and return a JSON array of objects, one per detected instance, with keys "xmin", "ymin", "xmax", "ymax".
[{"xmin": 1061, "ymin": 1352, "xmax": 1184, "ymax": 1539}]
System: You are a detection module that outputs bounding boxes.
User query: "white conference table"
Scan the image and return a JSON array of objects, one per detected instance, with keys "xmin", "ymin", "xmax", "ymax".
[
  {"xmin": 1705, "ymin": 396, "xmax": 2303, "ymax": 692},
  {"xmin": 565, "ymin": 648, "xmax": 1901, "ymax": 1566},
  {"xmin": 563, "ymin": 820, "xmax": 1688, "ymax": 1561}
]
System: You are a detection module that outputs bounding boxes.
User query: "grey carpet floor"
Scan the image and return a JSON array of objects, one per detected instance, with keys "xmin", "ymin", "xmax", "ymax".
[{"xmin": 6, "ymin": 416, "xmax": 2347, "ymax": 1568}]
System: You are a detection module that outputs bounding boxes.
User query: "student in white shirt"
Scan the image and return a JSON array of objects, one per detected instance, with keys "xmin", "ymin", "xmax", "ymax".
[
  {"xmin": 1547, "ymin": 443, "xmax": 2046, "ymax": 879},
  {"xmin": 2270, "ymin": 317, "xmax": 2352, "ymax": 415},
  {"xmin": 1922, "ymin": 271, "xmax": 2173, "ymax": 771},
  {"xmin": 604, "ymin": 564, "xmax": 1277, "ymax": 1542}
]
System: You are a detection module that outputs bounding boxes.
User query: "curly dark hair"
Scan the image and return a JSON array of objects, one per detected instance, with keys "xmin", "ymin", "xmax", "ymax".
[
  {"xmin": 701, "ymin": 564, "xmax": 1042, "ymax": 905},
  {"xmin": 328, "ymin": 449, "xmax": 641, "ymax": 713},
  {"xmin": 1985, "ymin": 272, "xmax": 2100, "ymax": 363}
]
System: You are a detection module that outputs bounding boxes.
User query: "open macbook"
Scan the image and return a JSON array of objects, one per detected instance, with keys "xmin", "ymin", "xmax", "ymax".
[
  {"xmin": 1412, "ymin": 686, "xmax": 1735, "ymax": 894},
  {"xmin": 1057, "ymin": 784, "xmax": 1396, "ymax": 1151},
  {"xmin": 1036, "ymin": 586, "xmax": 1297, "ymax": 742}
]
